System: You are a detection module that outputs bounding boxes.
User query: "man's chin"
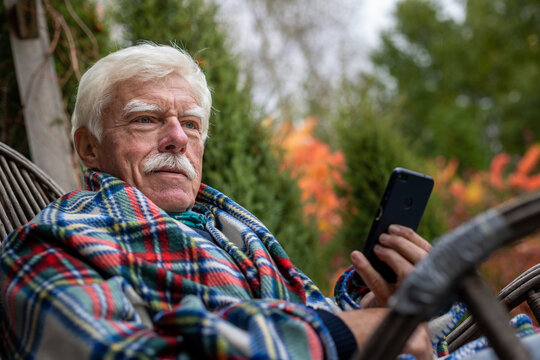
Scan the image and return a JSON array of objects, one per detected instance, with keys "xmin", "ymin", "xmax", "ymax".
[
  {"xmin": 149, "ymin": 192, "xmax": 196, "ymax": 213},
  {"xmin": 139, "ymin": 177, "xmax": 199, "ymax": 212},
  {"xmin": 147, "ymin": 170, "xmax": 191, "ymax": 180}
]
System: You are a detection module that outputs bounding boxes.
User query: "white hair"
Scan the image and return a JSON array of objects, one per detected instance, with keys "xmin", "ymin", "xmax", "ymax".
[{"xmin": 71, "ymin": 43, "xmax": 211, "ymax": 142}]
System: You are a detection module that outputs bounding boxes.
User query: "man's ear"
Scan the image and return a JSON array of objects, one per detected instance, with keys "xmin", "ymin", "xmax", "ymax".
[{"xmin": 74, "ymin": 127, "xmax": 100, "ymax": 170}]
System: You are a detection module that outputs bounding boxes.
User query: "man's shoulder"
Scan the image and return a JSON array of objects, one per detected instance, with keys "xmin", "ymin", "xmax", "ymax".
[{"xmin": 30, "ymin": 188, "xmax": 110, "ymax": 226}]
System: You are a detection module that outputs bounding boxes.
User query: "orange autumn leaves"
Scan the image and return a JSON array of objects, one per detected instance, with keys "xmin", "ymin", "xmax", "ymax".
[
  {"xmin": 434, "ymin": 144, "xmax": 540, "ymax": 227},
  {"xmin": 276, "ymin": 118, "xmax": 540, "ymax": 245},
  {"xmin": 275, "ymin": 118, "xmax": 347, "ymax": 243},
  {"xmin": 508, "ymin": 144, "xmax": 540, "ymax": 191},
  {"xmin": 489, "ymin": 145, "xmax": 540, "ymax": 191}
]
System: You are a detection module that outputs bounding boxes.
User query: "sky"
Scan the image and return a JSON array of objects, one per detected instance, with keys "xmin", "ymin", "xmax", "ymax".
[
  {"xmin": 214, "ymin": 0, "xmax": 465, "ymax": 114},
  {"xmin": 216, "ymin": 0, "xmax": 402, "ymax": 69},
  {"xmin": 214, "ymin": 0, "xmax": 396, "ymax": 112},
  {"xmin": 353, "ymin": 0, "xmax": 401, "ymax": 48}
]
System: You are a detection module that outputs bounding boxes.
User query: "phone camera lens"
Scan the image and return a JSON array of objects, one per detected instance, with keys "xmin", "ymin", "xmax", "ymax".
[{"xmin": 403, "ymin": 197, "xmax": 413, "ymax": 209}]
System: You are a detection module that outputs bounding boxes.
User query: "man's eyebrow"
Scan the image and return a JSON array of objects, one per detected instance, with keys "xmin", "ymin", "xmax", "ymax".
[
  {"xmin": 184, "ymin": 106, "xmax": 205, "ymax": 119},
  {"xmin": 123, "ymin": 100, "xmax": 163, "ymax": 117}
]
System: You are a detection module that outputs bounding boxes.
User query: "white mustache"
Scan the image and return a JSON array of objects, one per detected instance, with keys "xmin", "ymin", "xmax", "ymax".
[{"xmin": 143, "ymin": 153, "xmax": 197, "ymax": 180}]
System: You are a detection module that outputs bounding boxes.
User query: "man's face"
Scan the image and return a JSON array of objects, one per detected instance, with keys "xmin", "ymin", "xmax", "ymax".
[{"xmin": 85, "ymin": 74, "xmax": 205, "ymax": 212}]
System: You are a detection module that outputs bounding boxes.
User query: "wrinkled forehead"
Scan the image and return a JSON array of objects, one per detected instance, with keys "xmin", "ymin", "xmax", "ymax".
[{"xmin": 112, "ymin": 74, "xmax": 193, "ymax": 97}]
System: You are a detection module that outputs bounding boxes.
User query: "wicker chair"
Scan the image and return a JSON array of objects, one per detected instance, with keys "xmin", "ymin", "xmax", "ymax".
[
  {"xmin": 0, "ymin": 141, "xmax": 64, "ymax": 240},
  {"xmin": 447, "ymin": 262, "xmax": 540, "ymax": 352}
]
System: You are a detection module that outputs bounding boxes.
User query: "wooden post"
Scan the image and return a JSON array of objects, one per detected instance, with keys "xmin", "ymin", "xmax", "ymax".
[{"xmin": 4, "ymin": 0, "xmax": 80, "ymax": 191}]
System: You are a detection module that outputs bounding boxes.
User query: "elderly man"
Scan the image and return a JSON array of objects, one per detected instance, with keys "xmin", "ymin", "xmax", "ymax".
[{"xmin": 1, "ymin": 43, "xmax": 445, "ymax": 359}]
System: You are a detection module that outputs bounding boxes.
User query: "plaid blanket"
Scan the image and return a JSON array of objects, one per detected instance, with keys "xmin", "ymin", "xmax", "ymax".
[
  {"xmin": 1, "ymin": 171, "xmax": 337, "ymax": 359},
  {"xmin": 4, "ymin": 170, "xmax": 531, "ymax": 359}
]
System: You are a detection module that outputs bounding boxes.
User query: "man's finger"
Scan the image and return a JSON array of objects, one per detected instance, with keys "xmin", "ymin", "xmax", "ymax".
[
  {"xmin": 378, "ymin": 233, "xmax": 429, "ymax": 264},
  {"xmin": 388, "ymin": 225, "xmax": 432, "ymax": 252},
  {"xmin": 350, "ymin": 250, "xmax": 393, "ymax": 303},
  {"xmin": 373, "ymin": 245, "xmax": 416, "ymax": 283}
]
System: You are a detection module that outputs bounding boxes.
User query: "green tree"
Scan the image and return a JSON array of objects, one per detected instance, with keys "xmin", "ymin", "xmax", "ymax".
[
  {"xmin": 111, "ymin": 0, "xmax": 322, "ymax": 282},
  {"xmin": 330, "ymin": 76, "xmax": 447, "ymax": 254},
  {"xmin": 372, "ymin": 0, "xmax": 540, "ymax": 169}
]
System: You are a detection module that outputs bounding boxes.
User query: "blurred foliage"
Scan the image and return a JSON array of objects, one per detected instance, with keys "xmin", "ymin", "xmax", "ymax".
[
  {"xmin": 275, "ymin": 118, "xmax": 347, "ymax": 244},
  {"xmin": 111, "ymin": 0, "xmax": 322, "ymax": 282},
  {"xmin": 326, "ymin": 76, "xmax": 448, "ymax": 255},
  {"xmin": 214, "ymin": 0, "xmax": 362, "ymax": 120},
  {"xmin": 41, "ymin": 0, "xmax": 112, "ymax": 116},
  {"xmin": 433, "ymin": 143, "xmax": 540, "ymax": 227},
  {"xmin": 431, "ymin": 143, "xmax": 540, "ymax": 322},
  {"xmin": 273, "ymin": 118, "xmax": 348, "ymax": 290},
  {"xmin": 372, "ymin": 0, "xmax": 540, "ymax": 169},
  {"xmin": 0, "ymin": 0, "xmax": 110, "ymax": 156}
]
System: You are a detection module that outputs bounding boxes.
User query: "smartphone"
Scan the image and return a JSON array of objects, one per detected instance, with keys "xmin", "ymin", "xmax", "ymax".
[{"xmin": 360, "ymin": 167, "xmax": 434, "ymax": 283}]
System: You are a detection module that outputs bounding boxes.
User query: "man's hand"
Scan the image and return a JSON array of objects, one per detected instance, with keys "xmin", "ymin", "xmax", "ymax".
[
  {"xmin": 336, "ymin": 308, "xmax": 432, "ymax": 360},
  {"xmin": 352, "ymin": 225, "xmax": 431, "ymax": 306}
]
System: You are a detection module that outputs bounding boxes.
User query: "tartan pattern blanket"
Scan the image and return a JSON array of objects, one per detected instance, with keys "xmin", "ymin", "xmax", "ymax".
[
  {"xmin": 0, "ymin": 171, "xmax": 337, "ymax": 359},
  {"xmin": 3, "ymin": 170, "xmax": 534, "ymax": 359}
]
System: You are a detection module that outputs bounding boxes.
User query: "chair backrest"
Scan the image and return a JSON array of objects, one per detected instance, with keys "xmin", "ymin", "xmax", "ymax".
[{"xmin": 0, "ymin": 142, "xmax": 64, "ymax": 239}]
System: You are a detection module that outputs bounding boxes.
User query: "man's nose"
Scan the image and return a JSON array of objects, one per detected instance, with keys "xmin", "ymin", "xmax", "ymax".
[{"xmin": 158, "ymin": 119, "xmax": 188, "ymax": 153}]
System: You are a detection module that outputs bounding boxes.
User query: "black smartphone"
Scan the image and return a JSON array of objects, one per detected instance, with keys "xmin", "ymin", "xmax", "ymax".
[{"xmin": 361, "ymin": 167, "xmax": 434, "ymax": 283}]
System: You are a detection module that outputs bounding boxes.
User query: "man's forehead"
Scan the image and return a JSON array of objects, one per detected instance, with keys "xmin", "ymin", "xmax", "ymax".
[
  {"xmin": 112, "ymin": 73, "xmax": 192, "ymax": 97},
  {"xmin": 113, "ymin": 75, "xmax": 199, "ymax": 107}
]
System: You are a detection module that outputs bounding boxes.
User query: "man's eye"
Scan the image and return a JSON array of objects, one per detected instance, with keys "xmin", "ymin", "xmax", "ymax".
[
  {"xmin": 138, "ymin": 116, "xmax": 151, "ymax": 123},
  {"xmin": 183, "ymin": 121, "xmax": 197, "ymax": 129}
]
